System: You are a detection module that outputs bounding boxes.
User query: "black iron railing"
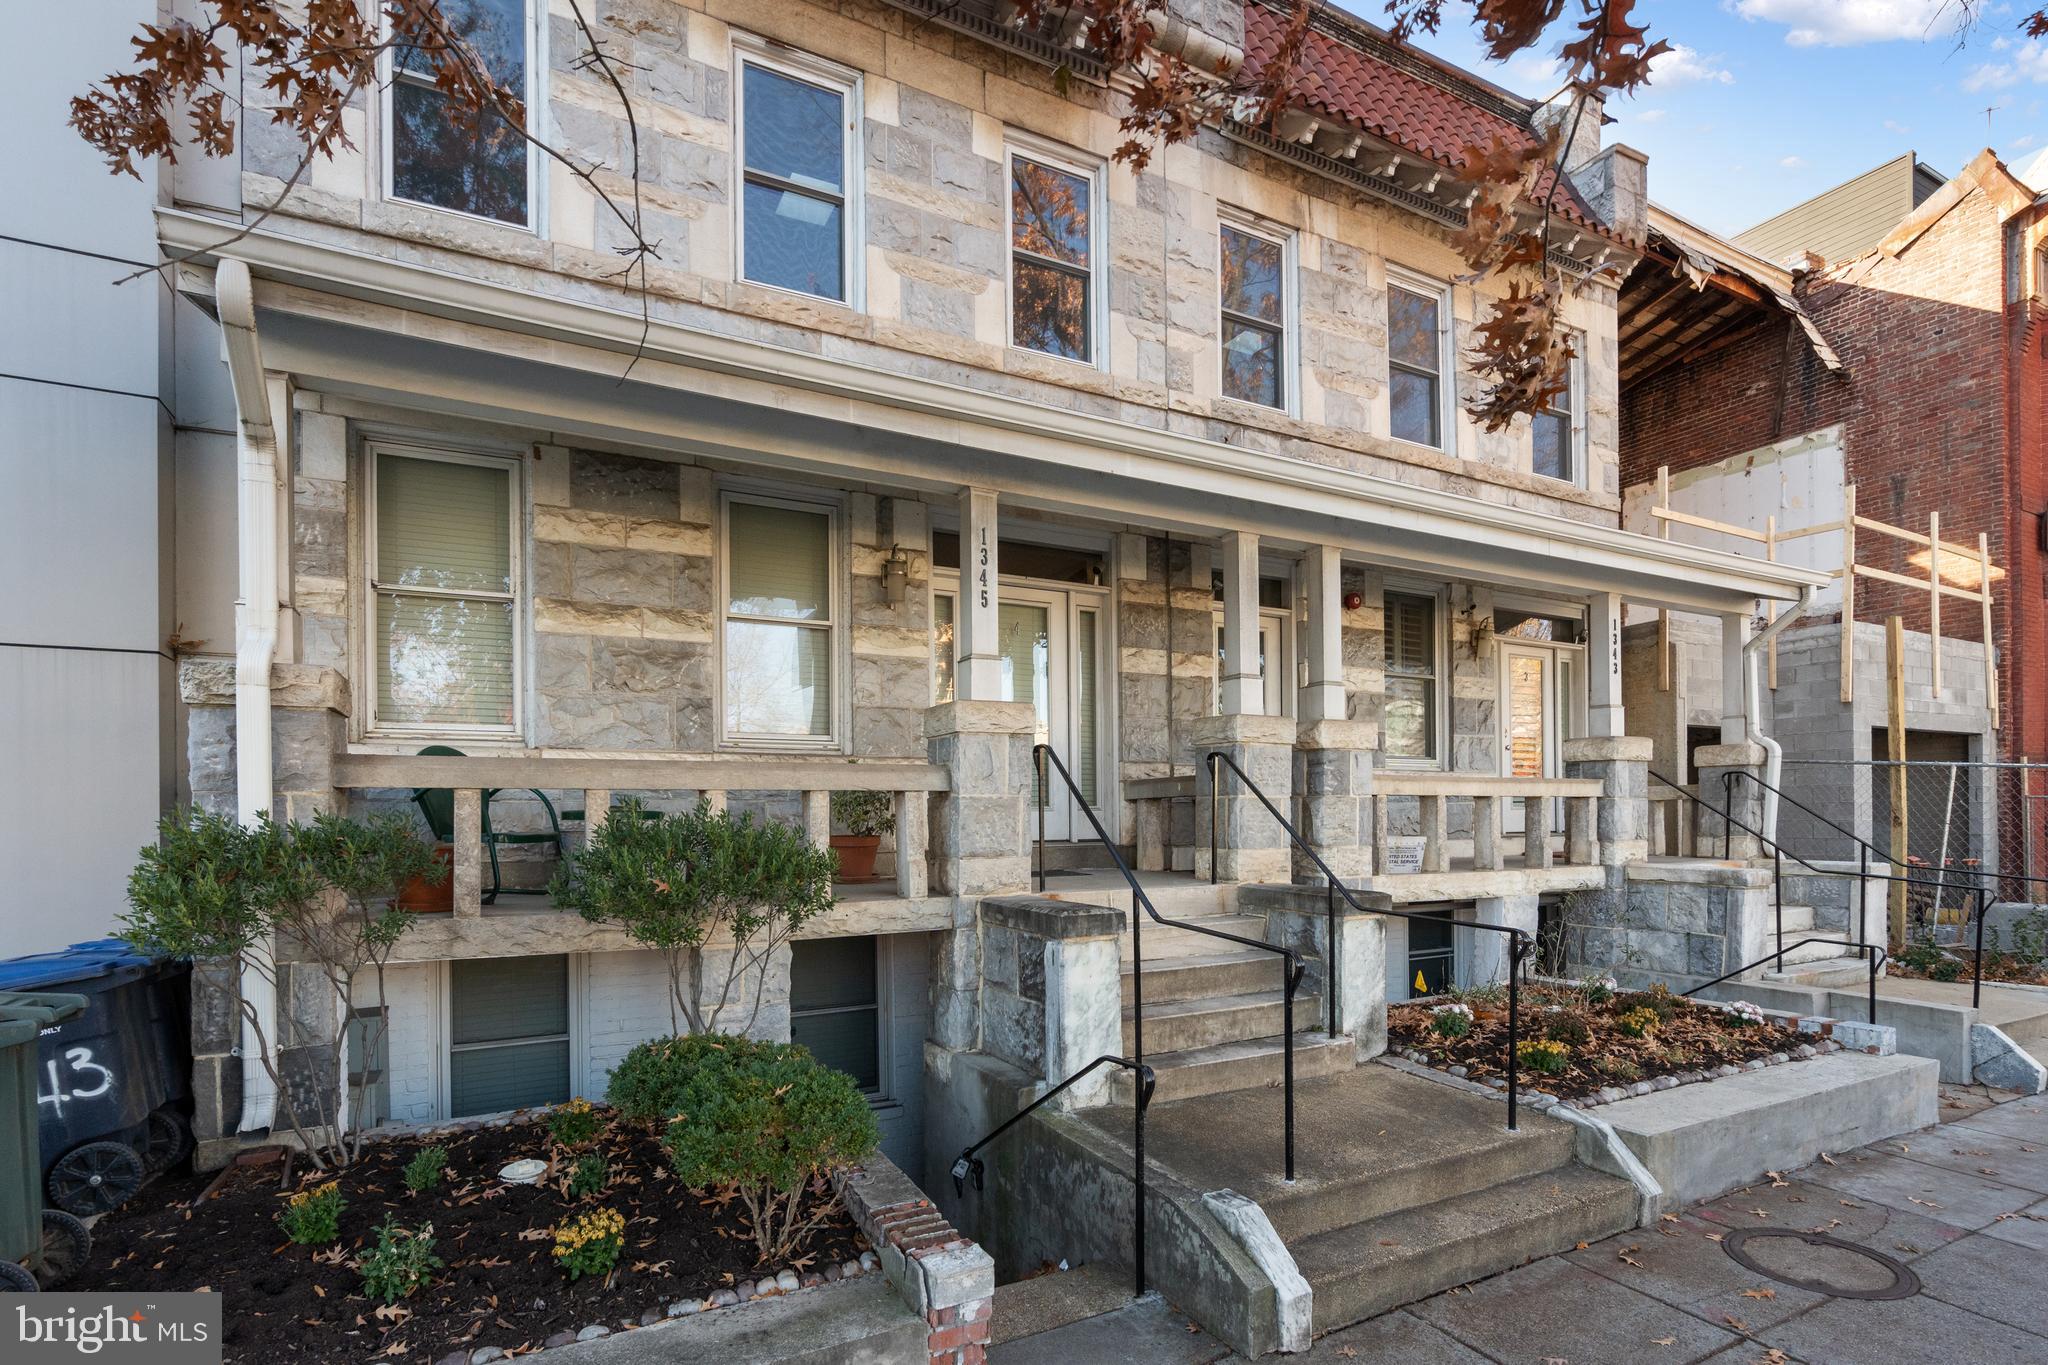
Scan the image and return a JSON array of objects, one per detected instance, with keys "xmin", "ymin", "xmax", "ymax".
[
  {"xmin": 1033, "ymin": 744, "xmax": 1303, "ymax": 1180},
  {"xmin": 1681, "ymin": 938, "xmax": 1889, "ymax": 1024},
  {"xmin": 952, "ymin": 1054, "xmax": 1155, "ymax": 1297},
  {"xmin": 1204, "ymin": 751, "xmax": 1539, "ymax": 1131},
  {"xmin": 1655, "ymin": 770, "xmax": 1991, "ymax": 1008}
]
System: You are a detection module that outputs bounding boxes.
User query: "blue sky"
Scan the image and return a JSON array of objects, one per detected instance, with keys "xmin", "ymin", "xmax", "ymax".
[{"xmin": 1332, "ymin": 1, "xmax": 2048, "ymax": 237}]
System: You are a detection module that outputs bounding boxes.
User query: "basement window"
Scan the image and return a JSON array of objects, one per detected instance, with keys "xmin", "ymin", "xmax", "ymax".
[
  {"xmin": 448, "ymin": 955, "xmax": 571, "ymax": 1117},
  {"xmin": 791, "ymin": 937, "xmax": 882, "ymax": 1093}
]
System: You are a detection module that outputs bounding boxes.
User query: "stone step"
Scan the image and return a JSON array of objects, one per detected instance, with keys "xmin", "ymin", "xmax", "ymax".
[
  {"xmin": 1756, "ymin": 931, "xmax": 1857, "ymax": 966},
  {"xmin": 1772, "ymin": 903, "xmax": 1816, "ymax": 935},
  {"xmin": 2002, "ymin": 1008, "xmax": 2048, "ymax": 1046},
  {"xmin": 1290, "ymin": 1164, "xmax": 1638, "ymax": 1335},
  {"xmin": 1122, "ymin": 990, "xmax": 1320, "ymax": 1056},
  {"xmin": 1762, "ymin": 955, "xmax": 1878, "ymax": 989},
  {"xmin": 1257, "ymin": 1104, "xmax": 1578, "ymax": 1244},
  {"xmin": 1117, "ymin": 913, "xmax": 1273, "ymax": 964},
  {"xmin": 1107, "ymin": 1031, "xmax": 1354, "ymax": 1105},
  {"xmin": 988, "ymin": 1262, "xmax": 1133, "ymax": 1349},
  {"xmin": 1121, "ymin": 949, "xmax": 1286, "ymax": 1006},
  {"xmin": 1032, "ymin": 841, "xmax": 1130, "ymax": 874},
  {"xmin": 1046, "ymin": 880, "xmax": 1243, "ymax": 922}
]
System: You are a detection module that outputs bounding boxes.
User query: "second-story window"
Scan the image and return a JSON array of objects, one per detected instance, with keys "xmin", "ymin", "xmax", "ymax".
[
  {"xmin": 1219, "ymin": 221, "xmax": 1289, "ymax": 409},
  {"xmin": 1388, "ymin": 273, "xmax": 1452, "ymax": 449},
  {"xmin": 737, "ymin": 49, "xmax": 858, "ymax": 303},
  {"xmin": 1009, "ymin": 147, "xmax": 1098, "ymax": 363},
  {"xmin": 388, "ymin": 0, "xmax": 531, "ymax": 226},
  {"xmin": 1531, "ymin": 343, "xmax": 1583, "ymax": 485}
]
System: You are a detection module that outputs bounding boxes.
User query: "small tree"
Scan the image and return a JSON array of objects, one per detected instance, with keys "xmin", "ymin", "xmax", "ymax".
[
  {"xmin": 124, "ymin": 807, "xmax": 442, "ymax": 1169},
  {"xmin": 551, "ymin": 800, "xmax": 835, "ymax": 1036}
]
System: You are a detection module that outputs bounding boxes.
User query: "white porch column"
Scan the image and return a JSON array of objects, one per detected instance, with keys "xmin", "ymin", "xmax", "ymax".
[
  {"xmin": 1217, "ymin": 530, "xmax": 1262, "ymax": 715},
  {"xmin": 1588, "ymin": 590, "xmax": 1625, "ymax": 739},
  {"xmin": 1300, "ymin": 545, "xmax": 1346, "ymax": 724},
  {"xmin": 957, "ymin": 487, "xmax": 1002, "ymax": 701},
  {"xmin": 1720, "ymin": 610, "xmax": 1753, "ymax": 745}
]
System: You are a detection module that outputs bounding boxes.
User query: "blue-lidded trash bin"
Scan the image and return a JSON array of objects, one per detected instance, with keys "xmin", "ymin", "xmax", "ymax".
[{"xmin": 0, "ymin": 941, "xmax": 193, "ymax": 1217}]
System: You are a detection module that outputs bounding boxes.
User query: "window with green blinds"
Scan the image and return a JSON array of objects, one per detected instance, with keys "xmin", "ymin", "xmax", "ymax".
[
  {"xmin": 449, "ymin": 955, "xmax": 570, "ymax": 1118},
  {"xmin": 724, "ymin": 498, "xmax": 835, "ymax": 740},
  {"xmin": 1383, "ymin": 591, "xmax": 1439, "ymax": 761},
  {"xmin": 789, "ymin": 937, "xmax": 880, "ymax": 1092},
  {"xmin": 372, "ymin": 451, "xmax": 517, "ymax": 731}
]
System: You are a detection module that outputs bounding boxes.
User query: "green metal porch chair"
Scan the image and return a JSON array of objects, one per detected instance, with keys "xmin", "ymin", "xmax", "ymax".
[{"xmin": 407, "ymin": 745, "xmax": 565, "ymax": 906}]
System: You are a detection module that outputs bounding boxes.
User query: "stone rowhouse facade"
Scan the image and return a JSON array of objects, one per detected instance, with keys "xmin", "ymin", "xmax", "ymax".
[
  {"xmin": 1620, "ymin": 151, "xmax": 2048, "ymax": 768},
  {"xmin": 156, "ymin": 0, "xmax": 1828, "ymax": 1195}
]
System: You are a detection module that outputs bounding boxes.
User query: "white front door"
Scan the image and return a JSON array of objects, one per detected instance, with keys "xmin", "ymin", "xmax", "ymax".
[
  {"xmin": 934, "ymin": 580, "xmax": 1105, "ymax": 842},
  {"xmin": 1500, "ymin": 643, "xmax": 1561, "ymax": 836}
]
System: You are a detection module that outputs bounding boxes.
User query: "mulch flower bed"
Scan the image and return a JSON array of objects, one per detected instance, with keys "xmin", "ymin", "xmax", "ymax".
[
  {"xmin": 1387, "ymin": 981, "xmax": 1831, "ymax": 1106},
  {"xmin": 1892, "ymin": 944, "xmax": 2048, "ymax": 988},
  {"xmin": 68, "ymin": 1112, "xmax": 868, "ymax": 1364}
]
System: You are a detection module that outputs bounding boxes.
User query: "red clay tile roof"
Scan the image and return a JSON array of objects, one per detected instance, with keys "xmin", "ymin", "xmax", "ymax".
[{"xmin": 1239, "ymin": 2, "xmax": 1611, "ymax": 237}]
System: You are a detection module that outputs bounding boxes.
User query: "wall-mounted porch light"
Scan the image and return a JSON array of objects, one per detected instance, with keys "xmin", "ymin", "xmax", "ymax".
[{"xmin": 882, "ymin": 546, "xmax": 910, "ymax": 605}]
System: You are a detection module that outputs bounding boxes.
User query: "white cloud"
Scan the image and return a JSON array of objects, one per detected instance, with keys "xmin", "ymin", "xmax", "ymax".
[
  {"xmin": 1648, "ymin": 44, "xmax": 1736, "ymax": 87},
  {"xmin": 1780, "ymin": 155, "xmax": 1809, "ymax": 169},
  {"xmin": 1964, "ymin": 43, "xmax": 2048, "ymax": 93},
  {"xmin": 1731, "ymin": 0, "xmax": 1962, "ymax": 48},
  {"xmin": 2012, "ymin": 133, "xmax": 2041, "ymax": 151},
  {"xmin": 1882, "ymin": 118, "xmax": 1911, "ymax": 134},
  {"xmin": 1634, "ymin": 108, "xmax": 1669, "ymax": 124}
]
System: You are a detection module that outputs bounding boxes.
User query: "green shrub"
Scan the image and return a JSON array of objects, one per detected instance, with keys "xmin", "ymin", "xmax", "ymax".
[
  {"xmin": 606, "ymin": 1033, "xmax": 781, "ymax": 1130},
  {"xmin": 402, "ymin": 1145, "xmax": 447, "ymax": 1195},
  {"xmin": 358, "ymin": 1219, "xmax": 442, "ymax": 1304},
  {"xmin": 551, "ymin": 1208, "xmax": 626, "ymax": 1281},
  {"xmin": 566, "ymin": 1153, "xmax": 609, "ymax": 1199},
  {"xmin": 1429, "ymin": 1003, "xmax": 1473, "ymax": 1038},
  {"xmin": 658, "ymin": 1035, "xmax": 879, "ymax": 1263},
  {"xmin": 547, "ymin": 1098, "xmax": 603, "ymax": 1149},
  {"xmin": 279, "ymin": 1180, "xmax": 344, "ymax": 1246},
  {"xmin": 1928, "ymin": 957, "xmax": 1964, "ymax": 982},
  {"xmin": 1614, "ymin": 986, "xmax": 1679, "ymax": 1024},
  {"xmin": 1579, "ymin": 974, "xmax": 1618, "ymax": 1005},
  {"xmin": 551, "ymin": 800, "xmax": 836, "ymax": 1036},
  {"xmin": 830, "ymin": 790, "xmax": 895, "ymax": 839},
  {"xmin": 1545, "ymin": 1013, "xmax": 1593, "ymax": 1047}
]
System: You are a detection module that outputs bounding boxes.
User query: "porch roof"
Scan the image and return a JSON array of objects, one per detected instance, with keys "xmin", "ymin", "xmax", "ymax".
[{"xmin": 162, "ymin": 209, "xmax": 1827, "ymax": 615}]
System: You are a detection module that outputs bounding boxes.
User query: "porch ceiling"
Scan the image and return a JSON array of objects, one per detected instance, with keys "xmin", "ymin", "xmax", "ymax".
[{"xmin": 164, "ymin": 211, "xmax": 1826, "ymax": 615}]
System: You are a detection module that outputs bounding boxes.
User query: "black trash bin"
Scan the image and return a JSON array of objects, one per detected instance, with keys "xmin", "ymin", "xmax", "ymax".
[{"xmin": 0, "ymin": 941, "xmax": 194, "ymax": 1217}]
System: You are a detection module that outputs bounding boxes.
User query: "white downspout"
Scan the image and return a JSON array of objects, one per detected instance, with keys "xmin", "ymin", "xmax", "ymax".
[
  {"xmin": 218, "ymin": 259, "xmax": 282, "ymax": 1134},
  {"xmin": 1742, "ymin": 585, "xmax": 1818, "ymax": 846}
]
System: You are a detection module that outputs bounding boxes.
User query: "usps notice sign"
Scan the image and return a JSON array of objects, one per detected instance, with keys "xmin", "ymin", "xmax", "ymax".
[{"xmin": 9, "ymin": 1294, "xmax": 221, "ymax": 1363}]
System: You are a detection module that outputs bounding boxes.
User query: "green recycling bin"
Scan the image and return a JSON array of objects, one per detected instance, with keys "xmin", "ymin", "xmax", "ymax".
[{"xmin": 1, "ymin": 990, "xmax": 92, "ymax": 1292}]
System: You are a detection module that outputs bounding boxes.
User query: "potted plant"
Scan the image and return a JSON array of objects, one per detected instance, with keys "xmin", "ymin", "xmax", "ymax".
[
  {"xmin": 395, "ymin": 844, "xmax": 454, "ymax": 912},
  {"xmin": 828, "ymin": 790, "xmax": 895, "ymax": 882}
]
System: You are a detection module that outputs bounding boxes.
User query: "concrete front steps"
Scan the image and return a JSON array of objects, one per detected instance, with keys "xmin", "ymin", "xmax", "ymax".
[
  {"xmin": 1077, "ymin": 1064, "xmax": 1637, "ymax": 1344},
  {"xmin": 1755, "ymin": 903, "xmax": 1878, "ymax": 987}
]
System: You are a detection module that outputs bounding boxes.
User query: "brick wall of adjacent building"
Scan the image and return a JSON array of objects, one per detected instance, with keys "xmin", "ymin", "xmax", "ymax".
[{"xmin": 1620, "ymin": 164, "xmax": 2048, "ymax": 764}]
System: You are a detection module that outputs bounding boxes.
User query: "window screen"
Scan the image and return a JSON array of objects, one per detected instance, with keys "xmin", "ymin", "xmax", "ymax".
[
  {"xmin": 1220, "ymin": 224, "xmax": 1285, "ymax": 408},
  {"xmin": 1388, "ymin": 283, "xmax": 1445, "ymax": 447},
  {"xmin": 1383, "ymin": 592, "xmax": 1438, "ymax": 761},
  {"xmin": 790, "ymin": 937, "xmax": 880, "ymax": 1092},
  {"xmin": 725, "ymin": 499, "xmax": 834, "ymax": 739},
  {"xmin": 1532, "ymin": 357, "xmax": 1574, "ymax": 482},
  {"xmin": 373, "ymin": 452, "xmax": 516, "ymax": 730},
  {"xmin": 740, "ymin": 61, "xmax": 849, "ymax": 300},
  {"xmin": 390, "ymin": 0, "xmax": 529, "ymax": 224},
  {"xmin": 1011, "ymin": 154, "xmax": 1093, "ymax": 361},
  {"xmin": 449, "ymin": 955, "xmax": 570, "ymax": 1117}
]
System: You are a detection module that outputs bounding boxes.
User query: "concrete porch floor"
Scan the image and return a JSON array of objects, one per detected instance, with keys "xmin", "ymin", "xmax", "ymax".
[{"xmin": 990, "ymin": 1086, "xmax": 2048, "ymax": 1364}]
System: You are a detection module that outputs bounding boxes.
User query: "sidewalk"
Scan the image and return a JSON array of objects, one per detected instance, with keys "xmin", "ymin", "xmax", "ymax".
[{"xmin": 988, "ymin": 1087, "xmax": 2048, "ymax": 1364}]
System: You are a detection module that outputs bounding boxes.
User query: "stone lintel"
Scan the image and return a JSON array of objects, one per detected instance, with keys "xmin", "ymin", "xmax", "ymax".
[
  {"xmin": 1561, "ymin": 735, "xmax": 1653, "ymax": 764},
  {"xmin": 1295, "ymin": 718, "xmax": 1379, "ymax": 751},
  {"xmin": 180, "ymin": 657, "xmax": 351, "ymax": 715},
  {"xmin": 1187, "ymin": 712, "xmax": 1297, "ymax": 748},
  {"xmin": 981, "ymin": 895, "xmax": 1124, "ymax": 941},
  {"xmin": 1695, "ymin": 741, "xmax": 1768, "ymax": 769},
  {"xmin": 923, "ymin": 699, "xmax": 1037, "ymax": 738}
]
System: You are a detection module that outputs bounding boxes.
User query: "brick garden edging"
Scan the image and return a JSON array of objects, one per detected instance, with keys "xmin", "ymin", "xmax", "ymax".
[{"xmin": 834, "ymin": 1154, "xmax": 996, "ymax": 1365}]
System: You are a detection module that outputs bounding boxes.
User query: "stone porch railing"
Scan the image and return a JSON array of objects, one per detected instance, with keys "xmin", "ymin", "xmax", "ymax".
[
  {"xmin": 329, "ymin": 752, "xmax": 948, "ymax": 913},
  {"xmin": 1371, "ymin": 772, "xmax": 1603, "ymax": 874}
]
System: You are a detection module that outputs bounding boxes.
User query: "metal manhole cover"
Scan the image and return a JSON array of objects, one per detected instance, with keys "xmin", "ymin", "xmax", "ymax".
[{"xmin": 1720, "ymin": 1228, "xmax": 1921, "ymax": 1301}]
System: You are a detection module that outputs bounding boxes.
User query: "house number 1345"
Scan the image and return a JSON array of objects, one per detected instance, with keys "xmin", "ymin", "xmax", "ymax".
[{"xmin": 977, "ymin": 526, "xmax": 991, "ymax": 608}]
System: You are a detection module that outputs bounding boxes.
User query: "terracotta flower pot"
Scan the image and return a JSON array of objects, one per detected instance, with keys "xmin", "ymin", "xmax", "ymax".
[
  {"xmin": 395, "ymin": 844, "xmax": 455, "ymax": 912},
  {"xmin": 830, "ymin": 834, "xmax": 882, "ymax": 882}
]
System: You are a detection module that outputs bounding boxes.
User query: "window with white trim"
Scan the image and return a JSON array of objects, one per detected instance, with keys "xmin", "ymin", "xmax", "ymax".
[
  {"xmin": 1531, "ymin": 341, "xmax": 1583, "ymax": 485},
  {"xmin": 722, "ymin": 494, "xmax": 838, "ymax": 744},
  {"xmin": 1387, "ymin": 273, "xmax": 1452, "ymax": 448},
  {"xmin": 387, "ymin": 0, "xmax": 533, "ymax": 226},
  {"xmin": 369, "ymin": 446, "xmax": 520, "ymax": 734},
  {"xmin": 1219, "ymin": 219, "xmax": 1291, "ymax": 409},
  {"xmin": 1383, "ymin": 590, "xmax": 1441, "ymax": 762},
  {"xmin": 736, "ymin": 45, "xmax": 859, "ymax": 303},
  {"xmin": 448, "ymin": 955, "xmax": 570, "ymax": 1117},
  {"xmin": 1008, "ymin": 144, "xmax": 1101, "ymax": 363}
]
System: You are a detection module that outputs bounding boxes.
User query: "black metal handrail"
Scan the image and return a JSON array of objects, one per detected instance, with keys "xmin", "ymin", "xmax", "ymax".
[
  {"xmin": 1204, "ymin": 750, "xmax": 1538, "ymax": 1131},
  {"xmin": 1682, "ymin": 939, "xmax": 1890, "ymax": 1025},
  {"xmin": 1033, "ymin": 744, "xmax": 1303, "ymax": 1180},
  {"xmin": 952, "ymin": 1054, "xmax": 1156, "ymax": 1297},
  {"xmin": 1653, "ymin": 770, "xmax": 1990, "ymax": 1008}
]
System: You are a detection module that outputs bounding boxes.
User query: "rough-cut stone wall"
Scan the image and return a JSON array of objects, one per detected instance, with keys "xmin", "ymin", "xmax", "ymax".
[
  {"xmin": 1116, "ymin": 536, "xmax": 1216, "ymax": 847},
  {"xmin": 230, "ymin": 0, "xmax": 1623, "ymax": 522},
  {"xmin": 852, "ymin": 494, "xmax": 933, "ymax": 758}
]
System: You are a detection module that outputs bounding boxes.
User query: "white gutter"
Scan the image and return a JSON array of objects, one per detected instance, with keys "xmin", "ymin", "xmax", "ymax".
[
  {"xmin": 1742, "ymin": 585, "xmax": 1818, "ymax": 844},
  {"xmin": 217, "ymin": 258, "xmax": 282, "ymax": 1134}
]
